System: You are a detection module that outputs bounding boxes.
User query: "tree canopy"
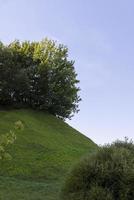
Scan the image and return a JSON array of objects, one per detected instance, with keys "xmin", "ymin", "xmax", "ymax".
[{"xmin": 0, "ymin": 39, "xmax": 81, "ymax": 119}]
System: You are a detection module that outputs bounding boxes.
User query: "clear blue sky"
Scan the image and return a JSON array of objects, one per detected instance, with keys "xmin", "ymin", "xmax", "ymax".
[{"xmin": 1, "ymin": 0, "xmax": 134, "ymax": 144}]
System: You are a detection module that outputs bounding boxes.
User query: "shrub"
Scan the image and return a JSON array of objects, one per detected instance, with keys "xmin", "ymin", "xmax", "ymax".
[
  {"xmin": 0, "ymin": 121, "xmax": 24, "ymax": 160},
  {"xmin": 61, "ymin": 139, "xmax": 134, "ymax": 200}
]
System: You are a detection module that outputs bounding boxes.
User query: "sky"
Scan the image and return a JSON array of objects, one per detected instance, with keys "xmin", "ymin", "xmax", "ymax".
[{"xmin": 0, "ymin": 0, "xmax": 134, "ymax": 145}]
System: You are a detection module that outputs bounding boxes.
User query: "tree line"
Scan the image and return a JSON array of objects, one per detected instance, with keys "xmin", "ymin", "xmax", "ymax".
[{"xmin": 0, "ymin": 39, "xmax": 81, "ymax": 119}]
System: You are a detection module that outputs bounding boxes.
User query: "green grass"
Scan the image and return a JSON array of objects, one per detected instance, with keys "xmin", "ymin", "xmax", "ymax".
[{"xmin": 0, "ymin": 109, "xmax": 97, "ymax": 200}]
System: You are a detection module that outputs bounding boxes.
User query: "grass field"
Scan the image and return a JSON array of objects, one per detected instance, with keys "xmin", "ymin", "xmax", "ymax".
[{"xmin": 0, "ymin": 109, "xmax": 97, "ymax": 200}]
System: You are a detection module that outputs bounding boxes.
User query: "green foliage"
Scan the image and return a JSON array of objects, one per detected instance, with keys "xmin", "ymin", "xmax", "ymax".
[
  {"xmin": 0, "ymin": 109, "xmax": 97, "ymax": 200},
  {"xmin": 14, "ymin": 120, "xmax": 24, "ymax": 130},
  {"xmin": 61, "ymin": 139, "xmax": 134, "ymax": 200},
  {"xmin": 0, "ymin": 39, "xmax": 80, "ymax": 119},
  {"xmin": 0, "ymin": 121, "xmax": 23, "ymax": 160}
]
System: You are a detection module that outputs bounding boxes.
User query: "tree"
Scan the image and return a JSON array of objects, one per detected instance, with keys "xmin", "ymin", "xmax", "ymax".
[
  {"xmin": 0, "ymin": 39, "xmax": 81, "ymax": 119},
  {"xmin": 61, "ymin": 139, "xmax": 134, "ymax": 200}
]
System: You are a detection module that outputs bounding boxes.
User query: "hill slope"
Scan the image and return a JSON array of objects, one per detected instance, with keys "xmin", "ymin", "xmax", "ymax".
[{"xmin": 0, "ymin": 109, "xmax": 97, "ymax": 200}]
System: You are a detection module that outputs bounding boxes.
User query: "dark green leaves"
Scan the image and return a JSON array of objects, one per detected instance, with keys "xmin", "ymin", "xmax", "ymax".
[
  {"xmin": 61, "ymin": 139, "xmax": 134, "ymax": 200},
  {"xmin": 0, "ymin": 39, "xmax": 81, "ymax": 119}
]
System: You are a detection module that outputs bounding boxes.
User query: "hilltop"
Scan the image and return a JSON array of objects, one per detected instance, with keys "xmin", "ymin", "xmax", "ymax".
[{"xmin": 0, "ymin": 109, "xmax": 97, "ymax": 200}]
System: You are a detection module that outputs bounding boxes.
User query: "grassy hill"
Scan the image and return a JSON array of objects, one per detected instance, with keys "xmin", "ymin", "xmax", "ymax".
[{"xmin": 0, "ymin": 109, "xmax": 97, "ymax": 200}]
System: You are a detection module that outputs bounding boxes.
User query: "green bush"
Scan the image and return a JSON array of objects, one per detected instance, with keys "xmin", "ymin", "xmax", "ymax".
[
  {"xmin": 61, "ymin": 139, "xmax": 134, "ymax": 200},
  {"xmin": 0, "ymin": 121, "xmax": 24, "ymax": 160}
]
